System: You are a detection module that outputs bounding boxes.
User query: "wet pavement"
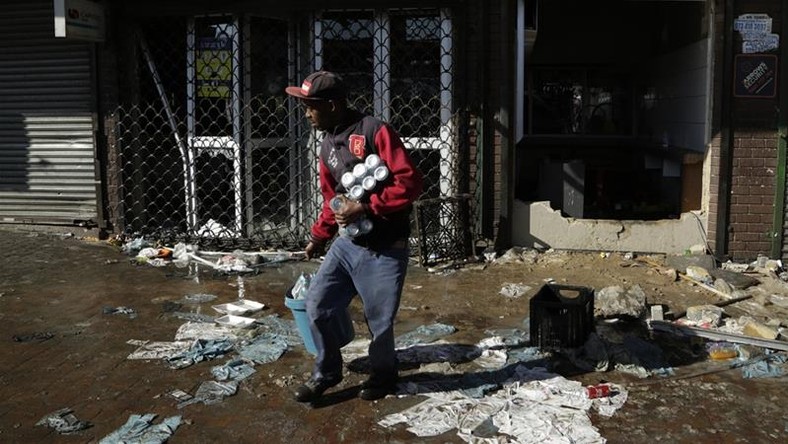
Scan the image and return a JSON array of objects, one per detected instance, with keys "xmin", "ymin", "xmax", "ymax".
[{"xmin": 0, "ymin": 226, "xmax": 786, "ymax": 443}]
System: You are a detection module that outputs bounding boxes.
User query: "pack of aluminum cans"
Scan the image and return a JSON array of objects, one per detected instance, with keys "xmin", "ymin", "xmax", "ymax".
[{"xmin": 334, "ymin": 154, "xmax": 389, "ymax": 238}]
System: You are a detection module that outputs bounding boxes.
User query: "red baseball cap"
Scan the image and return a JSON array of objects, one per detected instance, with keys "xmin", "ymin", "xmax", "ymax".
[{"xmin": 285, "ymin": 71, "xmax": 347, "ymax": 101}]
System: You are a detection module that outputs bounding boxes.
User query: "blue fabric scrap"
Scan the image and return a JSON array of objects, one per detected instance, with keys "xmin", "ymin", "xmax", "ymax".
[
  {"xmin": 99, "ymin": 413, "xmax": 181, "ymax": 444},
  {"xmin": 211, "ymin": 359, "xmax": 257, "ymax": 381},
  {"xmin": 740, "ymin": 352, "xmax": 788, "ymax": 379},
  {"xmin": 238, "ymin": 332, "xmax": 289, "ymax": 364},
  {"xmin": 166, "ymin": 339, "xmax": 233, "ymax": 369},
  {"xmin": 395, "ymin": 323, "xmax": 457, "ymax": 348}
]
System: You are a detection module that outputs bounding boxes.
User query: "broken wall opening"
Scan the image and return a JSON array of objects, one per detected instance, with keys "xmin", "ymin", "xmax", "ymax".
[{"xmin": 518, "ymin": 0, "xmax": 709, "ymax": 221}]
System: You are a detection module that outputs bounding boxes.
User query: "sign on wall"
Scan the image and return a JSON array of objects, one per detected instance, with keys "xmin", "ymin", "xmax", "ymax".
[
  {"xmin": 196, "ymin": 37, "xmax": 232, "ymax": 98},
  {"xmin": 734, "ymin": 13, "xmax": 780, "ymax": 54},
  {"xmin": 53, "ymin": 0, "xmax": 105, "ymax": 42},
  {"xmin": 733, "ymin": 54, "xmax": 778, "ymax": 98}
]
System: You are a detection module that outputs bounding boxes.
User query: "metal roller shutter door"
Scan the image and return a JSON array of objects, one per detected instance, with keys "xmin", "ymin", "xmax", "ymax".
[{"xmin": 0, "ymin": 0, "xmax": 97, "ymax": 225}]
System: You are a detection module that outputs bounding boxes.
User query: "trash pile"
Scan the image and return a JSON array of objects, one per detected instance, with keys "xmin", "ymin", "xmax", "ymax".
[
  {"xmin": 638, "ymin": 255, "xmax": 788, "ymax": 366},
  {"xmin": 116, "ymin": 235, "xmax": 304, "ymax": 273}
]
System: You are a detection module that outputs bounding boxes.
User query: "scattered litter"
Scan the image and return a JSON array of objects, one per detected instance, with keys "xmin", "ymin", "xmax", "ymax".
[
  {"xmin": 215, "ymin": 314, "xmax": 256, "ymax": 329},
  {"xmin": 681, "ymin": 304, "xmax": 724, "ymax": 328},
  {"xmin": 473, "ymin": 349, "xmax": 508, "ymax": 369},
  {"xmin": 379, "ymin": 365, "xmax": 627, "ymax": 443},
  {"xmin": 707, "ymin": 342, "xmax": 739, "ymax": 360},
  {"xmin": 289, "ymin": 273, "xmax": 312, "ymax": 300},
  {"xmin": 253, "ymin": 314, "xmax": 303, "ymax": 347},
  {"xmin": 499, "ymin": 282, "xmax": 531, "ymax": 298},
  {"xmin": 237, "ymin": 333, "xmax": 289, "ymax": 364},
  {"xmin": 739, "ymin": 351, "xmax": 787, "ymax": 379},
  {"xmin": 166, "ymin": 339, "xmax": 234, "ymax": 369},
  {"xmin": 127, "ymin": 341, "xmax": 191, "ymax": 360},
  {"xmin": 36, "ymin": 408, "xmax": 92, "ymax": 434},
  {"xmin": 182, "ymin": 293, "xmax": 218, "ymax": 304},
  {"xmin": 395, "ymin": 323, "xmax": 457, "ymax": 348},
  {"xmin": 212, "ymin": 299, "xmax": 265, "ymax": 315},
  {"xmin": 167, "ymin": 389, "xmax": 193, "ymax": 403},
  {"xmin": 595, "ymin": 285, "xmax": 647, "ymax": 318},
  {"xmin": 483, "ymin": 328, "xmax": 530, "ymax": 348},
  {"xmin": 170, "ymin": 312, "xmax": 216, "ymax": 323},
  {"xmin": 770, "ymin": 294, "xmax": 788, "ymax": 308},
  {"xmin": 211, "ymin": 359, "xmax": 257, "ymax": 381},
  {"xmin": 721, "ymin": 260, "xmax": 750, "ymax": 273},
  {"xmin": 121, "ymin": 237, "xmax": 152, "ymax": 255},
  {"xmin": 178, "ymin": 380, "xmax": 238, "ymax": 407},
  {"xmin": 12, "ymin": 331, "xmax": 54, "ymax": 343},
  {"xmin": 102, "ymin": 306, "xmax": 137, "ymax": 318},
  {"xmin": 196, "ymin": 218, "xmax": 233, "ymax": 238},
  {"xmin": 174, "ymin": 321, "xmax": 240, "ymax": 342},
  {"xmin": 99, "ymin": 413, "xmax": 181, "ymax": 444}
]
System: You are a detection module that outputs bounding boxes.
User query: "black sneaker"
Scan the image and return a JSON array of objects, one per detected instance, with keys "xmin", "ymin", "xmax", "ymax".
[
  {"xmin": 359, "ymin": 376, "xmax": 397, "ymax": 401},
  {"xmin": 293, "ymin": 377, "xmax": 342, "ymax": 402}
]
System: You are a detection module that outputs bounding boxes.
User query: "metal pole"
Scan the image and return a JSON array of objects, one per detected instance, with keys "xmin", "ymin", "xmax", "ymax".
[
  {"xmin": 770, "ymin": 3, "xmax": 788, "ymax": 259},
  {"xmin": 138, "ymin": 34, "xmax": 196, "ymax": 231}
]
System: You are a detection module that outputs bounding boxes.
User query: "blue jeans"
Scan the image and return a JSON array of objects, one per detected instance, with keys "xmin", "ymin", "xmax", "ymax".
[{"xmin": 306, "ymin": 235, "xmax": 409, "ymax": 381}]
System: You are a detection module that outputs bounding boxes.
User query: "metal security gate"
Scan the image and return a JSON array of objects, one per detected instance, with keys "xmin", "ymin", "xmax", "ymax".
[
  {"xmin": 0, "ymin": 0, "xmax": 98, "ymax": 225},
  {"xmin": 112, "ymin": 7, "xmax": 473, "ymax": 251}
]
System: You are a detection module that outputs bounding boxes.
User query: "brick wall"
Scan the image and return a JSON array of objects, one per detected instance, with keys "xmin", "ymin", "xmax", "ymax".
[{"xmin": 724, "ymin": 0, "xmax": 782, "ymax": 261}]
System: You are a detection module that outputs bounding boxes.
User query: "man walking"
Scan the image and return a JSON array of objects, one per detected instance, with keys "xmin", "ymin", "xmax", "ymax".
[{"xmin": 285, "ymin": 71, "xmax": 423, "ymax": 402}]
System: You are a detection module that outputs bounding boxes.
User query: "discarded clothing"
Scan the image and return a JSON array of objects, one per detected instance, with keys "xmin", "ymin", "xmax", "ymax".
[
  {"xmin": 12, "ymin": 331, "xmax": 54, "ymax": 342},
  {"xmin": 36, "ymin": 408, "xmax": 91, "ymax": 434},
  {"xmin": 102, "ymin": 306, "xmax": 137, "ymax": 318},
  {"xmin": 506, "ymin": 346, "xmax": 552, "ymax": 369},
  {"xmin": 127, "ymin": 341, "xmax": 191, "ymax": 360},
  {"xmin": 166, "ymin": 339, "xmax": 234, "ymax": 369},
  {"xmin": 99, "ymin": 413, "xmax": 181, "ymax": 444},
  {"xmin": 253, "ymin": 315, "xmax": 303, "ymax": 347},
  {"xmin": 170, "ymin": 311, "xmax": 216, "ymax": 323},
  {"xmin": 483, "ymin": 328, "xmax": 530, "ymax": 348},
  {"xmin": 739, "ymin": 352, "xmax": 788, "ymax": 379},
  {"xmin": 237, "ymin": 333, "xmax": 289, "ymax": 364},
  {"xmin": 211, "ymin": 359, "xmax": 257, "ymax": 381},
  {"xmin": 499, "ymin": 282, "xmax": 531, "ymax": 298},
  {"xmin": 182, "ymin": 293, "xmax": 218, "ymax": 304},
  {"xmin": 178, "ymin": 381, "xmax": 238, "ymax": 408},
  {"xmin": 395, "ymin": 323, "xmax": 457, "ymax": 348}
]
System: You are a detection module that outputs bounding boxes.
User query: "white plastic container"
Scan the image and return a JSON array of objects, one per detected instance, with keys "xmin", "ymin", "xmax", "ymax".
[{"xmin": 215, "ymin": 314, "xmax": 256, "ymax": 328}]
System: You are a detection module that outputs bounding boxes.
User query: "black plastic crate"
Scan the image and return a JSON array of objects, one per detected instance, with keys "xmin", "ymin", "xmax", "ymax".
[{"xmin": 530, "ymin": 284, "xmax": 595, "ymax": 349}]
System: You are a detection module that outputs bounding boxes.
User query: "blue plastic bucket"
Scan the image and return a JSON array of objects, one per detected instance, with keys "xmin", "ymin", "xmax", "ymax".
[{"xmin": 284, "ymin": 294, "xmax": 355, "ymax": 356}]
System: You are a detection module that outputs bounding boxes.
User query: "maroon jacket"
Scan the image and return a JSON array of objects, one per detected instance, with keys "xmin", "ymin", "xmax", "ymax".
[{"xmin": 311, "ymin": 110, "xmax": 423, "ymax": 248}]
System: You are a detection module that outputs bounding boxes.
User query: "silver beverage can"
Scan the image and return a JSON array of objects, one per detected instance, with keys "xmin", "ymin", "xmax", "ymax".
[
  {"xmin": 373, "ymin": 165, "xmax": 389, "ymax": 181},
  {"xmin": 362, "ymin": 175, "xmax": 377, "ymax": 191},
  {"xmin": 364, "ymin": 154, "xmax": 381, "ymax": 170},
  {"xmin": 358, "ymin": 218, "xmax": 373, "ymax": 233},
  {"xmin": 341, "ymin": 171, "xmax": 356, "ymax": 189},
  {"xmin": 349, "ymin": 184, "xmax": 365, "ymax": 201},
  {"xmin": 352, "ymin": 163, "xmax": 368, "ymax": 179}
]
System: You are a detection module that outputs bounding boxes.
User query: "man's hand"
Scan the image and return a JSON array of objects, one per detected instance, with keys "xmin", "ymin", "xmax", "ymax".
[
  {"xmin": 305, "ymin": 240, "xmax": 325, "ymax": 260},
  {"xmin": 334, "ymin": 200, "xmax": 366, "ymax": 226}
]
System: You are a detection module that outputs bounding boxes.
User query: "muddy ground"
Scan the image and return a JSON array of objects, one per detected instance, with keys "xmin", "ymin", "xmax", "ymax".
[{"xmin": 0, "ymin": 226, "xmax": 786, "ymax": 443}]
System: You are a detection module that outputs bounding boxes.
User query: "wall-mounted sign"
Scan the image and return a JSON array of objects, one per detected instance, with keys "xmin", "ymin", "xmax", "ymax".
[
  {"xmin": 54, "ymin": 0, "xmax": 105, "ymax": 42},
  {"xmin": 734, "ymin": 13, "xmax": 780, "ymax": 54},
  {"xmin": 196, "ymin": 37, "xmax": 232, "ymax": 98},
  {"xmin": 733, "ymin": 54, "xmax": 778, "ymax": 98}
]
